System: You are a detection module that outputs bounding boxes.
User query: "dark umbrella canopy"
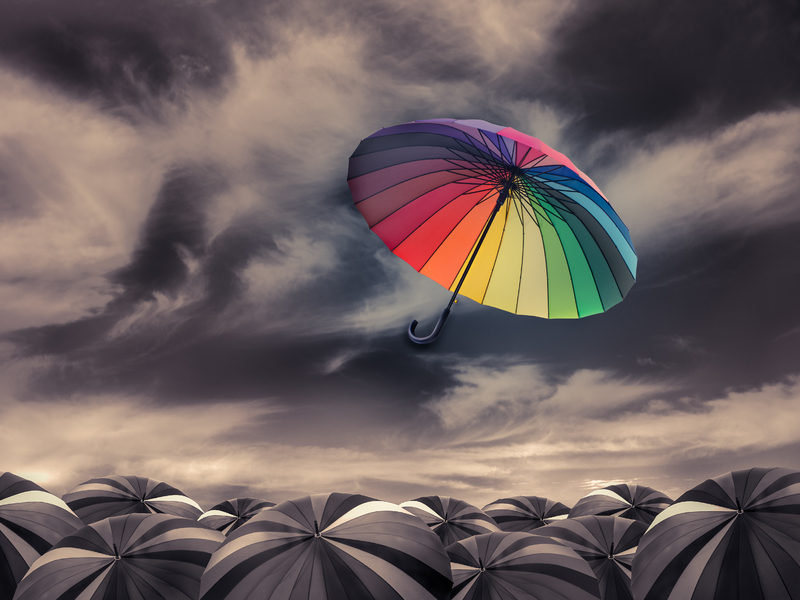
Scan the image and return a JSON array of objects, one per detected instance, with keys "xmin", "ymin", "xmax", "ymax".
[
  {"xmin": 63, "ymin": 475, "xmax": 203, "ymax": 524},
  {"xmin": 483, "ymin": 496, "xmax": 570, "ymax": 532},
  {"xmin": 400, "ymin": 496, "xmax": 500, "ymax": 546},
  {"xmin": 446, "ymin": 531, "xmax": 601, "ymax": 600},
  {"xmin": 632, "ymin": 467, "xmax": 800, "ymax": 600},
  {"xmin": 534, "ymin": 516, "xmax": 647, "ymax": 600},
  {"xmin": 569, "ymin": 484, "xmax": 673, "ymax": 525},
  {"xmin": 198, "ymin": 497, "xmax": 275, "ymax": 536},
  {"xmin": 200, "ymin": 492, "xmax": 454, "ymax": 600},
  {"xmin": 0, "ymin": 472, "xmax": 84, "ymax": 598},
  {"xmin": 12, "ymin": 513, "xmax": 224, "ymax": 600}
]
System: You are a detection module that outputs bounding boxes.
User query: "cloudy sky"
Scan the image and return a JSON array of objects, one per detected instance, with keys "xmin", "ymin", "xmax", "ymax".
[{"xmin": 2, "ymin": 0, "xmax": 799, "ymax": 512}]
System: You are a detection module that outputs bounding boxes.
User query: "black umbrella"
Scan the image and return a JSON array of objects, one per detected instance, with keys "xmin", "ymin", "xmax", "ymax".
[
  {"xmin": 632, "ymin": 467, "xmax": 800, "ymax": 599},
  {"xmin": 483, "ymin": 495, "xmax": 570, "ymax": 532},
  {"xmin": 198, "ymin": 497, "xmax": 275, "ymax": 536},
  {"xmin": 13, "ymin": 513, "xmax": 224, "ymax": 600},
  {"xmin": 400, "ymin": 496, "xmax": 500, "ymax": 546},
  {"xmin": 63, "ymin": 475, "xmax": 203, "ymax": 524},
  {"xmin": 569, "ymin": 484, "xmax": 673, "ymax": 525},
  {"xmin": 0, "ymin": 472, "xmax": 84, "ymax": 598},
  {"xmin": 534, "ymin": 515, "xmax": 647, "ymax": 600},
  {"xmin": 446, "ymin": 531, "xmax": 601, "ymax": 600},
  {"xmin": 200, "ymin": 492, "xmax": 453, "ymax": 600}
]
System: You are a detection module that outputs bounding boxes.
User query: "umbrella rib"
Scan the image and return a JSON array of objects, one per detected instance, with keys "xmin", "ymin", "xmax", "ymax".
[
  {"xmin": 412, "ymin": 188, "xmax": 497, "ymax": 277},
  {"xmin": 475, "ymin": 200, "xmax": 509, "ymax": 306},
  {"xmin": 444, "ymin": 182, "xmax": 512, "ymax": 309},
  {"xmin": 513, "ymin": 195, "xmax": 525, "ymax": 314}
]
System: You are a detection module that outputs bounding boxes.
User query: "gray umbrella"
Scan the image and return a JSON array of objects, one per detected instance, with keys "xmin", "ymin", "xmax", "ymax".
[
  {"xmin": 200, "ymin": 492, "xmax": 453, "ymax": 600},
  {"xmin": 446, "ymin": 531, "xmax": 601, "ymax": 600},
  {"xmin": 631, "ymin": 466, "xmax": 800, "ymax": 600},
  {"xmin": 534, "ymin": 515, "xmax": 647, "ymax": 600}
]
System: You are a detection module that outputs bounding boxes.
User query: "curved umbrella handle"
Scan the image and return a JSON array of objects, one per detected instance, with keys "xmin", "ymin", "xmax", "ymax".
[{"xmin": 408, "ymin": 308, "xmax": 450, "ymax": 344}]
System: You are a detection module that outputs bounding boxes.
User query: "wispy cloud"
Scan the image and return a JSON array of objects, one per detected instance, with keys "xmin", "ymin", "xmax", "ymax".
[
  {"xmin": 604, "ymin": 109, "xmax": 800, "ymax": 249},
  {"xmin": 4, "ymin": 348, "xmax": 800, "ymax": 509}
]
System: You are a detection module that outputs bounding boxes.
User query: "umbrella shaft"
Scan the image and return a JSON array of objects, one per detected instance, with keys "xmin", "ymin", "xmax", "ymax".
[{"xmin": 447, "ymin": 186, "xmax": 510, "ymax": 309}]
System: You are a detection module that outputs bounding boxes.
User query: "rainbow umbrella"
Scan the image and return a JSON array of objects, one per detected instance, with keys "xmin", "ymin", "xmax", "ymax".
[
  {"xmin": 347, "ymin": 118, "xmax": 636, "ymax": 343},
  {"xmin": 631, "ymin": 467, "xmax": 800, "ymax": 600},
  {"xmin": 63, "ymin": 475, "xmax": 203, "ymax": 524},
  {"xmin": 200, "ymin": 492, "xmax": 453, "ymax": 600},
  {"xmin": 399, "ymin": 496, "xmax": 500, "ymax": 546},
  {"xmin": 534, "ymin": 516, "xmax": 647, "ymax": 600},
  {"xmin": 483, "ymin": 495, "xmax": 570, "ymax": 532},
  {"xmin": 569, "ymin": 484, "xmax": 673, "ymax": 526},
  {"xmin": 0, "ymin": 472, "xmax": 84, "ymax": 598},
  {"xmin": 198, "ymin": 497, "xmax": 275, "ymax": 536},
  {"xmin": 447, "ymin": 531, "xmax": 601, "ymax": 600},
  {"xmin": 12, "ymin": 513, "xmax": 224, "ymax": 600}
]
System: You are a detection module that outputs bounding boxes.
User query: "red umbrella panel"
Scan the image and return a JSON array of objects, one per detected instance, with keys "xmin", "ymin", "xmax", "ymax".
[{"xmin": 0, "ymin": 472, "xmax": 84, "ymax": 598}]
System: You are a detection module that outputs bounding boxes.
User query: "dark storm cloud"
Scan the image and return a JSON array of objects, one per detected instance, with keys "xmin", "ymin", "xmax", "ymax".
[
  {"xmin": 111, "ymin": 164, "xmax": 227, "ymax": 301},
  {"xmin": 523, "ymin": 0, "xmax": 800, "ymax": 138},
  {"xmin": 2, "ymin": 157, "xmax": 460, "ymax": 410},
  {"xmin": 0, "ymin": 0, "xmax": 282, "ymax": 119},
  {"xmin": 356, "ymin": 3, "xmax": 488, "ymax": 84},
  {"xmin": 4, "ymin": 163, "xmax": 229, "ymax": 355},
  {"xmin": 422, "ymin": 221, "xmax": 800, "ymax": 399}
]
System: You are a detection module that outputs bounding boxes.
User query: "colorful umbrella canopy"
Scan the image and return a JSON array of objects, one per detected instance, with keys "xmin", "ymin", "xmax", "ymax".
[
  {"xmin": 631, "ymin": 467, "xmax": 800, "ymax": 600},
  {"xmin": 400, "ymin": 496, "xmax": 500, "ymax": 547},
  {"xmin": 63, "ymin": 475, "xmax": 203, "ymax": 524},
  {"xmin": 483, "ymin": 496, "xmax": 570, "ymax": 532},
  {"xmin": 534, "ymin": 516, "xmax": 647, "ymax": 600},
  {"xmin": 200, "ymin": 492, "xmax": 453, "ymax": 600},
  {"xmin": 199, "ymin": 497, "xmax": 276, "ymax": 536},
  {"xmin": 447, "ymin": 531, "xmax": 601, "ymax": 600},
  {"xmin": 347, "ymin": 118, "xmax": 637, "ymax": 343},
  {"xmin": 0, "ymin": 472, "xmax": 84, "ymax": 598},
  {"xmin": 13, "ymin": 513, "xmax": 224, "ymax": 600},
  {"xmin": 569, "ymin": 484, "xmax": 673, "ymax": 526}
]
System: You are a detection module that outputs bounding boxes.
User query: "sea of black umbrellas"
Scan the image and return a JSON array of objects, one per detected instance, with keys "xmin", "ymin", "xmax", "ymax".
[{"xmin": 1, "ymin": 466, "xmax": 798, "ymax": 600}]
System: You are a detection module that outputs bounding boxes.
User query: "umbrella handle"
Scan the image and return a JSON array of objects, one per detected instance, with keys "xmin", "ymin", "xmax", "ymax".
[
  {"xmin": 407, "ymin": 185, "xmax": 510, "ymax": 345},
  {"xmin": 408, "ymin": 308, "xmax": 450, "ymax": 344}
]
